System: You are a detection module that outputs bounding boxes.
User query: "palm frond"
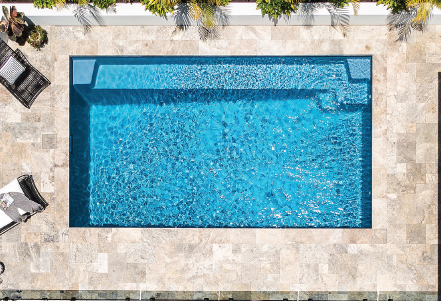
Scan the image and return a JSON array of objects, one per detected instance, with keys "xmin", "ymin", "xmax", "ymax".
[
  {"xmin": 406, "ymin": 0, "xmax": 433, "ymax": 6},
  {"xmin": 200, "ymin": 2, "xmax": 216, "ymax": 29},
  {"xmin": 189, "ymin": 2, "xmax": 203, "ymax": 21},
  {"xmin": 158, "ymin": 0, "xmax": 179, "ymax": 7},
  {"xmin": 205, "ymin": 0, "xmax": 219, "ymax": 6},
  {"xmin": 413, "ymin": 2, "xmax": 432, "ymax": 22},
  {"xmin": 77, "ymin": 0, "xmax": 89, "ymax": 7}
]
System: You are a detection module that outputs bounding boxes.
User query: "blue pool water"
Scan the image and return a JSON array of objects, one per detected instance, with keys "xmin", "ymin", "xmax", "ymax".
[{"xmin": 70, "ymin": 56, "xmax": 372, "ymax": 228}]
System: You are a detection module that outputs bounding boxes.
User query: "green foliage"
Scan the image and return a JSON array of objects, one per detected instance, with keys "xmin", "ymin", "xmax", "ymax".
[
  {"xmin": 92, "ymin": 0, "xmax": 116, "ymax": 9},
  {"xmin": 256, "ymin": 0, "xmax": 298, "ymax": 20},
  {"xmin": 217, "ymin": 0, "xmax": 231, "ymax": 6},
  {"xmin": 329, "ymin": 0, "xmax": 351, "ymax": 8},
  {"xmin": 26, "ymin": 25, "xmax": 48, "ymax": 50},
  {"xmin": 33, "ymin": 0, "xmax": 56, "ymax": 9},
  {"xmin": 141, "ymin": 0, "xmax": 175, "ymax": 17},
  {"xmin": 377, "ymin": 0, "xmax": 408, "ymax": 14}
]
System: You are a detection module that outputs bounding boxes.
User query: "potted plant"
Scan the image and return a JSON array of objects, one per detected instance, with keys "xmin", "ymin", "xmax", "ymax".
[
  {"xmin": 0, "ymin": 6, "xmax": 26, "ymax": 43},
  {"xmin": 26, "ymin": 25, "xmax": 48, "ymax": 51}
]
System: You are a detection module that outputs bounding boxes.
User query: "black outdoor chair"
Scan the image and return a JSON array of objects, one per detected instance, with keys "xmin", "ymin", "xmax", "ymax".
[
  {"xmin": 0, "ymin": 175, "xmax": 49, "ymax": 236},
  {"xmin": 0, "ymin": 39, "xmax": 51, "ymax": 108}
]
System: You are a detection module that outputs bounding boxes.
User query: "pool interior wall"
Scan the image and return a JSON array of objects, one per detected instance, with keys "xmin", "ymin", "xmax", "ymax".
[{"xmin": 69, "ymin": 56, "xmax": 372, "ymax": 228}]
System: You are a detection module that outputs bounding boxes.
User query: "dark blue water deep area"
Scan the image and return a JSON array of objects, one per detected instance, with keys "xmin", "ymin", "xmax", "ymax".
[{"xmin": 70, "ymin": 56, "xmax": 372, "ymax": 228}]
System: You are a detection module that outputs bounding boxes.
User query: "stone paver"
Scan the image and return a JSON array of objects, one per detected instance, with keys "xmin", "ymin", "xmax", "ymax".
[{"xmin": 0, "ymin": 25, "xmax": 437, "ymax": 295}]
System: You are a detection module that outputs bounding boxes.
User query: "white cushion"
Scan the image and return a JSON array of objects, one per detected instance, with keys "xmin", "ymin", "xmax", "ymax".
[
  {"xmin": 0, "ymin": 56, "xmax": 25, "ymax": 85},
  {"xmin": 0, "ymin": 178, "xmax": 27, "ymax": 228}
]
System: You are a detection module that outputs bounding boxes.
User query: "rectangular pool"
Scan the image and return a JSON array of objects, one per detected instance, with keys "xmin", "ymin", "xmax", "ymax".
[{"xmin": 70, "ymin": 56, "xmax": 372, "ymax": 228}]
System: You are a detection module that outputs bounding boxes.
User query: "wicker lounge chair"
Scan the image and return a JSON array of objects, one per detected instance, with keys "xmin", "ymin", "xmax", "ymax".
[
  {"xmin": 0, "ymin": 39, "xmax": 50, "ymax": 108},
  {"xmin": 0, "ymin": 175, "xmax": 49, "ymax": 236}
]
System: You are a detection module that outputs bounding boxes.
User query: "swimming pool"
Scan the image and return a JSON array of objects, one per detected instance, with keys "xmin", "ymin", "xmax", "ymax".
[{"xmin": 70, "ymin": 56, "xmax": 372, "ymax": 228}]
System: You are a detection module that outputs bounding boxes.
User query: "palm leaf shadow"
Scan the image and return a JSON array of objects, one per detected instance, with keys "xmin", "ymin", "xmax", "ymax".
[
  {"xmin": 387, "ymin": 6, "xmax": 424, "ymax": 41},
  {"xmin": 297, "ymin": 2, "xmax": 350, "ymax": 36},
  {"xmin": 174, "ymin": 2, "xmax": 194, "ymax": 29},
  {"xmin": 70, "ymin": 3, "xmax": 105, "ymax": 33},
  {"xmin": 174, "ymin": 2, "xmax": 230, "ymax": 41}
]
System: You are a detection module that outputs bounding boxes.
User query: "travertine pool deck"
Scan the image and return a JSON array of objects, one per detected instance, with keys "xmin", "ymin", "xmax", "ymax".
[{"xmin": 0, "ymin": 25, "xmax": 438, "ymax": 298}]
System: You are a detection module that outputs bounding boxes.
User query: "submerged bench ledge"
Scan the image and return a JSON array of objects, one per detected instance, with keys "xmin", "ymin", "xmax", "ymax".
[{"xmin": 8, "ymin": 2, "xmax": 441, "ymax": 26}]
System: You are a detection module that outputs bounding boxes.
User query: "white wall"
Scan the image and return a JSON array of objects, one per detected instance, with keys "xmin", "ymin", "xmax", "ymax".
[{"xmin": 6, "ymin": 2, "xmax": 441, "ymax": 26}]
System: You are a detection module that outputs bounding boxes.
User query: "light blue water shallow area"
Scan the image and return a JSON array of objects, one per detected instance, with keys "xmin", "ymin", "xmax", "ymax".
[{"xmin": 70, "ymin": 56, "xmax": 372, "ymax": 228}]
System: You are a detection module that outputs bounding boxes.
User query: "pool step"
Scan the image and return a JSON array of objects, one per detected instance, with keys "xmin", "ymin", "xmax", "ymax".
[
  {"xmin": 71, "ymin": 57, "xmax": 371, "ymax": 107},
  {"xmin": 71, "ymin": 58, "xmax": 96, "ymax": 85}
]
